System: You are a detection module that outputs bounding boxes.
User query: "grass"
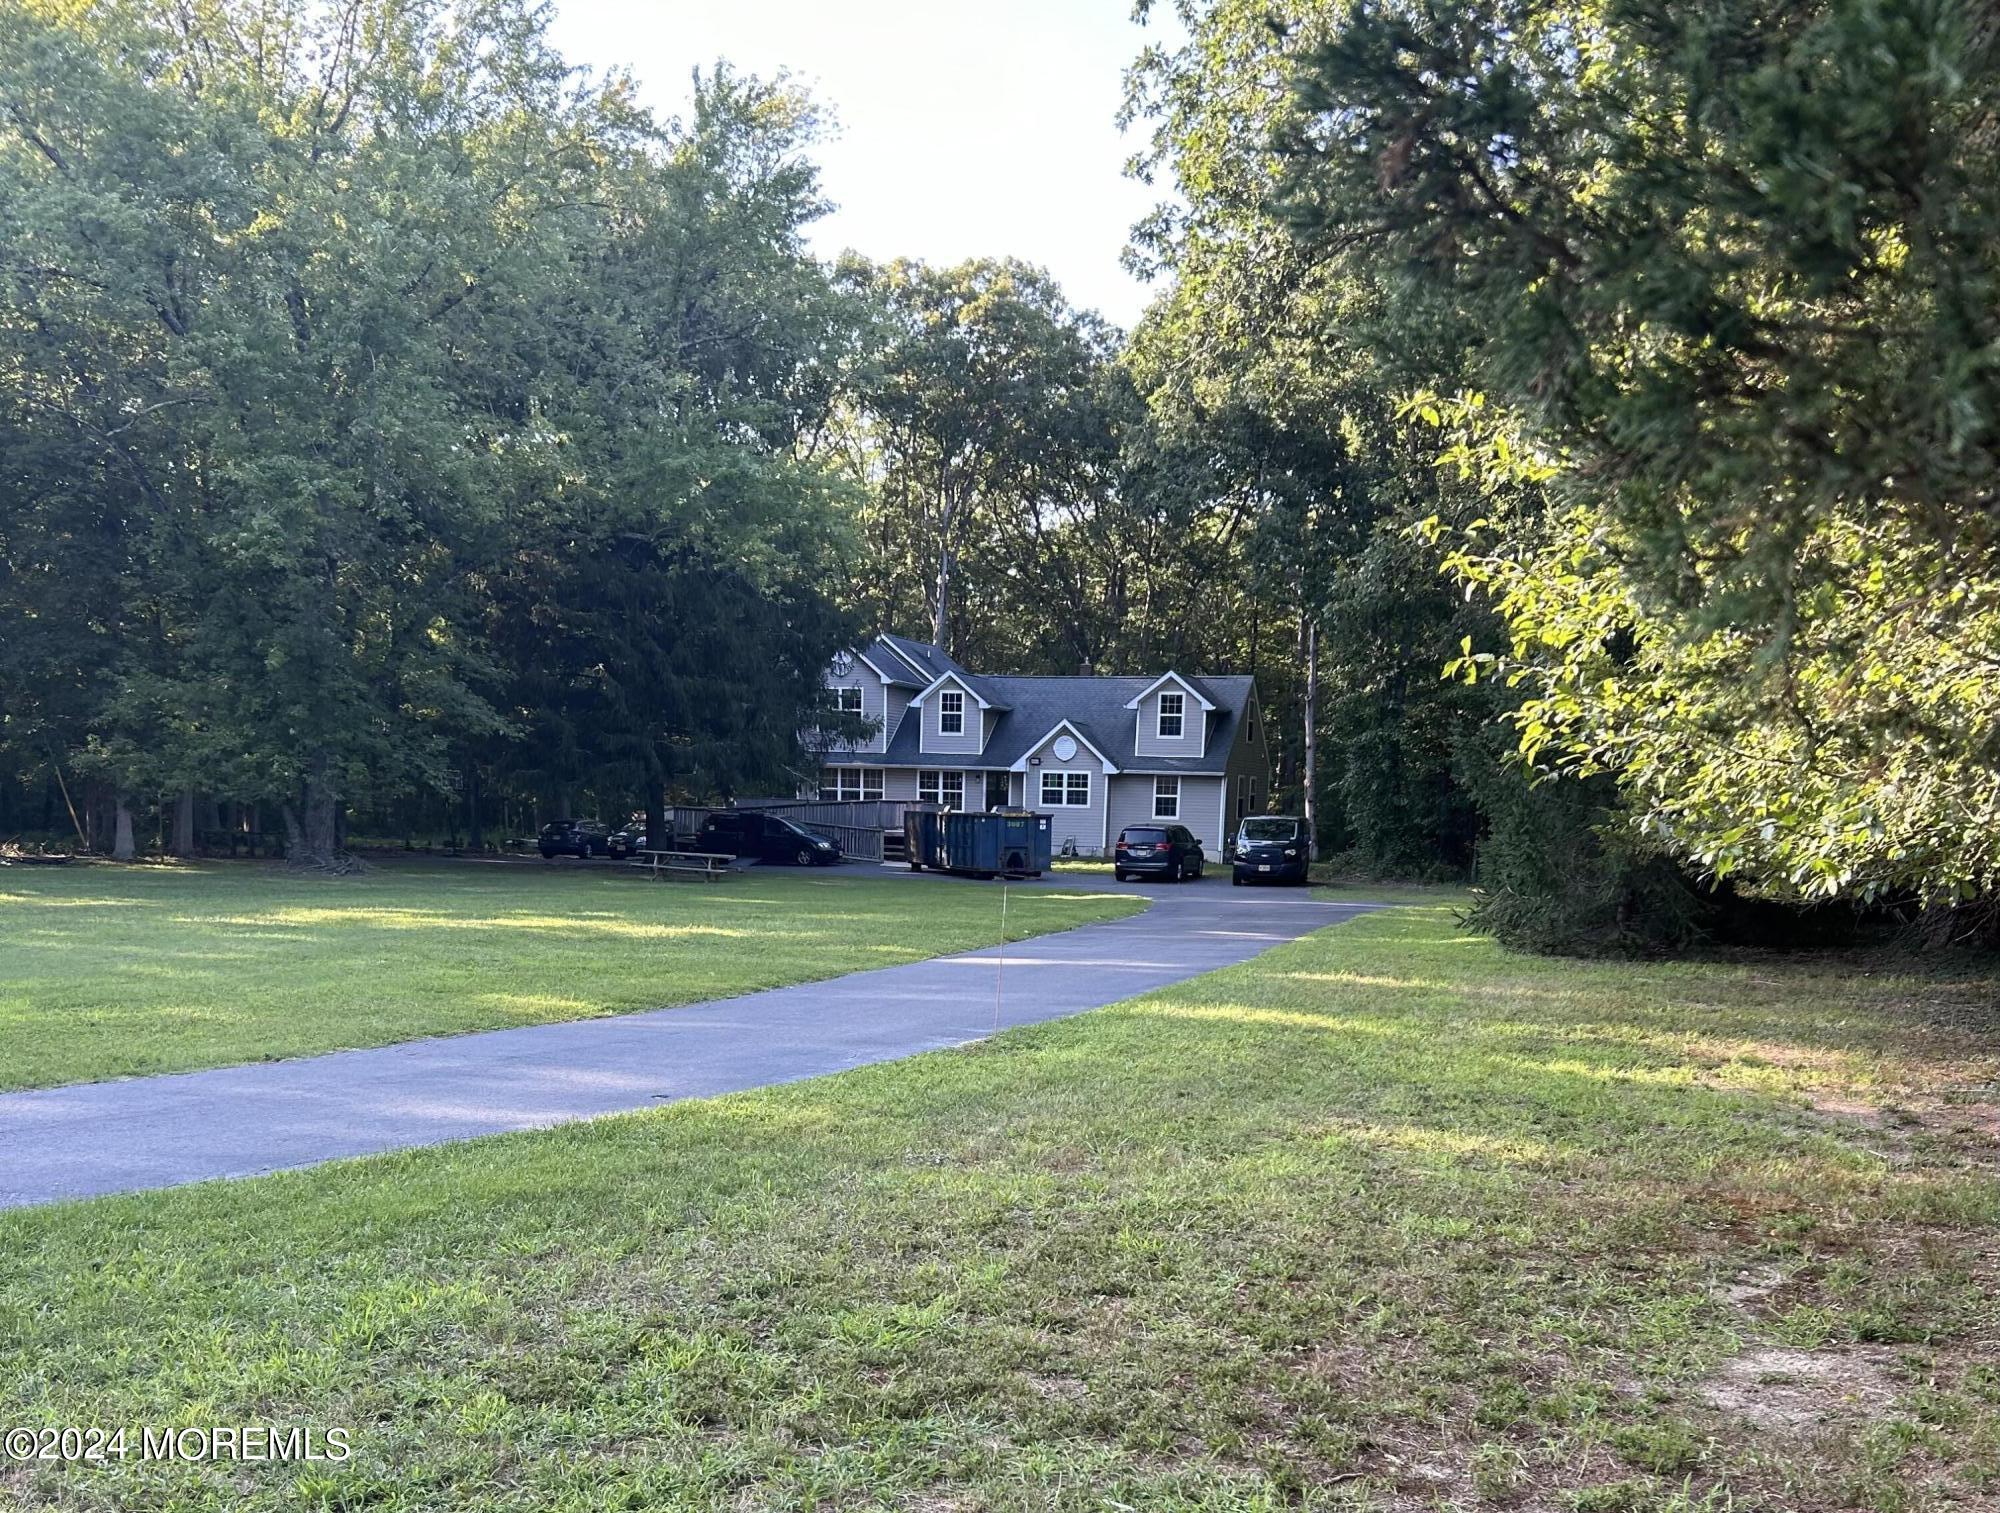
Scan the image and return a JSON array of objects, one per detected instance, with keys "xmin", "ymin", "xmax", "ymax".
[
  {"xmin": 3, "ymin": 902, "xmax": 1996, "ymax": 1510},
  {"xmin": 0, "ymin": 861, "xmax": 1138, "ymax": 1091}
]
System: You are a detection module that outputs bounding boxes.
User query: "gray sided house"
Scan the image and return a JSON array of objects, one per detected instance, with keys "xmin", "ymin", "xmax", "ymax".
[{"xmin": 812, "ymin": 634, "xmax": 1273, "ymax": 856}]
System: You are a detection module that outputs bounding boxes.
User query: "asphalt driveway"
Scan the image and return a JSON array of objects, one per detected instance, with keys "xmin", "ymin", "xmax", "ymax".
[{"xmin": 0, "ymin": 870, "xmax": 1381, "ymax": 1209}]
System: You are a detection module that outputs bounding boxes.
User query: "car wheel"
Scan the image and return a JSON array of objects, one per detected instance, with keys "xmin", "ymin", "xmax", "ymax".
[
  {"xmin": 1231, "ymin": 872, "xmax": 1243, "ymax": 886},
  {"xmin": 794, "ymin": 846, "xmax": 813, "ymax": 866},
  {"xmin": 1114, "ymin": 869, "xmax": 1127, "ymax": 882}
]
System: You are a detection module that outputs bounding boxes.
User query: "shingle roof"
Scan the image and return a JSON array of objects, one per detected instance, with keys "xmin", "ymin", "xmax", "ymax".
[
  {"xmin": 836, "ymin": 657, "xmax": 1256, "ymax": 775},
  {"xmin": 870, "ymin": 633, "xmax": 976, "ymax": 687}
]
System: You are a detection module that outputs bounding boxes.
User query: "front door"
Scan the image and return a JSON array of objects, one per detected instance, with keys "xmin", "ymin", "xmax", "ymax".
[{"xmin": 985, "ymin": 772, "xmax": 1010, "ymax": 811}]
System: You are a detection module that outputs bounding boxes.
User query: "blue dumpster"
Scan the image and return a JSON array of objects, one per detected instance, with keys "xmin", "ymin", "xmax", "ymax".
[{"xmin": 905, "ymin": 810, "xmax": 1051, "ymax": 878}]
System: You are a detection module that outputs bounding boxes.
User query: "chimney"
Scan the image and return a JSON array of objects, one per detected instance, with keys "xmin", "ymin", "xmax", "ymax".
[{"xmin": 1078, "ymin": 660, "xmax": 1094, "ymax": 677}]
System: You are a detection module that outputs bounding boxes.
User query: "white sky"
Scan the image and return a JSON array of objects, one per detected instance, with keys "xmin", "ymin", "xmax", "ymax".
[{"xmin": 541, "ymin": 0, "xmax": 1176, "ymax": 330}]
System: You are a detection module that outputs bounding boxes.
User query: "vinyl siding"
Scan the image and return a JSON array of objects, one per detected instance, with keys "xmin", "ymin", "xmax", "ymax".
[
  {"xmin": 821, "ymin": 666, "xmax": 888, "ymax": 753},
  {"xmin": 1106, "ymin": 775, "xmax": 1226, "ymax": 852},
  {"xmin": 1217, "ymin": 686, "xmax": 1275, "ymax": 842},
  {"xmin": 919, "ymin": 676, "xmax": 985, "ymax": 756},
  {"xmin": 1132, "ymin": 683, "xmax": 1208, "ymax": 760},
  {"xmin": 1020, "ymin": 728, "xmax": 1108, "ymax": 856}
]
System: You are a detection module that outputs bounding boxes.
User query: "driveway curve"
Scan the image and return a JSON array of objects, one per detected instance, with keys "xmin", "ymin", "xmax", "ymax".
[{"xmin": 0, "ymin": 871, "xmax": 1382, "ymax": 1209}]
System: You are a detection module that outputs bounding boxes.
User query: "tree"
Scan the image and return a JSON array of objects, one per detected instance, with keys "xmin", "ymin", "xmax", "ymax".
[
  {"xmin": 1119, "ymin": 0, "xmax": 1504, "ymax": 867},
  {"xmin": 1281, "ymin": 0, "xmax": 2000, "ymax": 913},
  {"xmin": 839, "ymin": 257, "xmax": 1118, "ymax": 663},
  {"xmin": 3, "ymin": 5, "xmax": 869, "ymax": 863}
]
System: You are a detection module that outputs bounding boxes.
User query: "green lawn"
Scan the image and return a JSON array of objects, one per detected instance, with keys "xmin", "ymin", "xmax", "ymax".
[
  {"xmin": 0, "ymin": 861, "xmax": 1137, "ymax": 1091},
  {"xmin": 4, "ymin": 903, "xmax": 1995, "ymax": 1510}
]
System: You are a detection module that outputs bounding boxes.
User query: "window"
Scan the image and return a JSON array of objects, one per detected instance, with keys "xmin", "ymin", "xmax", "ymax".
[
  {"xmin": 835, "ymin": 686, "xmax": 863, "ymax": 716},
  {"xmin": 939, "ymin": 688, "xmax": 964, "ymax": 734},
  {"xmin": 1041, "ymin": 770, "xmax": 1090, "ymax": 806},
  {"xmin": 918, "ymin": 771, "xmax": 964, "ymax": 807},
  {"xmin": 820, "ymin": 767, "xmax": 881, "ymax": 802},
  {"xmin": 1157, "ymin": 690, "xmax": 1184, "ymax": 739},
  {"xmin": 1153, "ymin": 776, "xmax": 1180, "ymax": 818},
  {"xmin": 1236, "ymin": 773, "xmax": 1251, "ymax": 819}
]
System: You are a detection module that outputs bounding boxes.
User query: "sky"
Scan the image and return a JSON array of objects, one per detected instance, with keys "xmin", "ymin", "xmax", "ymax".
[{"xmin": 540, "ymin": 0, "xmax": 1178, "ymax": 330}]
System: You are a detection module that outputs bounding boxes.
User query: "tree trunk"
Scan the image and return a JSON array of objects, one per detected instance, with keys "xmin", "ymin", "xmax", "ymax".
[
  {"xmin": 1302, "ymin": 615, "xmax": 1319, "ymax": 862},
  {"xmin": 646, "ymin": 775, "xmax": 667, "ymax": 856},
  {"xmin": 931, "ymin": 542, "xmax": 952, "ymax": 653},
  {"xmin": 295, "ymin": 750, "xmax": 340, "ymax": 867},
  {"xmin": 171, "ymin": 788, "xmax": 196, "ymax": 855},
  {"xmin": 466, "ymin": 763, "xmax": 483, "ymax": 852},
  {"xmin": 112, "ymin": 793, "xmax": 136, "ymax": 861}
]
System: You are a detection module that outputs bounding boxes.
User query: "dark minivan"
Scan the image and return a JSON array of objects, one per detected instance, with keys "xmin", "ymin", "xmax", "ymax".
[
  {"xmin": 1114, "ymin": 824, "xmax": 1205, "ymax": 882},
  {"xmin": 1232, "ymin": 815, "xmax": 1308, "ymax": 885},
  {"xmin": 697, "ymin": 811, "xmax": 842, "ymax": 866},
  {"xmin": 539, "ymin": 818, "xmax": 611, "ymax": 859}
]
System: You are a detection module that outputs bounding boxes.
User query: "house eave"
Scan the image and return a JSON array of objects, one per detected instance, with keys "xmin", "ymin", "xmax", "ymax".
[{"xmin": 1122, "ymin": 671, "xmax": 1218, "ymax": 711}]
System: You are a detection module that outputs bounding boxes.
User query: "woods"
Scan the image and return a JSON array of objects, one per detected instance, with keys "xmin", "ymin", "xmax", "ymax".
[{"xmin": 4, "ymin": 0, "xmax": 1997, "ymax": 948}]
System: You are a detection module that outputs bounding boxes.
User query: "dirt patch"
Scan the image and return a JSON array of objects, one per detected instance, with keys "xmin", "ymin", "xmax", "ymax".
[
  {"xmin": 1698, "ymin": 1345, "xmax": 1902, "ymax": 1433},
  {"xmin": 1721, "ymin": 1264, "xmax": 1787, "ymax": 1309}
]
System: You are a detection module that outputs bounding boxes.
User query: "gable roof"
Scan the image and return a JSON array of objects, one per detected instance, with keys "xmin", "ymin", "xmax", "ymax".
[
  {"xmin": 1122, "ymin": 671, "xmax": 1218, "ymax": 711},
  {"xmin": 870, "ymin": 633, "xmax": 975, "ymax": 687},
  {"xmin": 908, "ymin": 668, "xmax": 1011, "ymax": 711},
  {"xmin": 829, "ymin": 669, "xmax": 1256, "ymax": 774},
  {"xmin": 1007, "ymin": 718, "xmax": 1122, "ymax": 774}
]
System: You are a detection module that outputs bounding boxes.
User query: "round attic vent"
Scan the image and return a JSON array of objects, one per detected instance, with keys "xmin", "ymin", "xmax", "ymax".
[{"xmin": 1052, "ymin": 735, "xmax": 1077, "ymax": 761}]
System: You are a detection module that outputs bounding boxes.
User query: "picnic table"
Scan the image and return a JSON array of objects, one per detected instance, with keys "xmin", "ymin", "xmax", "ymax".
[{"xmin": 629, "ymin": 848, "xmax": 735, "ymax": 883}]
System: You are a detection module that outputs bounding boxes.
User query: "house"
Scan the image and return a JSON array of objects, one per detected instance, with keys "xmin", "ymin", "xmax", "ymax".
[{"xmin": 811, "ymin": 633, "xmax": 1273, "ymax": 856}]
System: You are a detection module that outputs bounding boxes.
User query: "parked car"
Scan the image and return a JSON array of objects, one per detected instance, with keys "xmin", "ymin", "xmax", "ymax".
[
  {"xmin": 606, "ymin": 825, "xmax": 656, "ymax": 860},
  {"xmin": 1113, "ymin": 824, "xmax": 1204, "ymax": 882},
  {"xmin": 1232, "ymin": 815, "xmax": 1308, "ymax": 885},
  {"xmin": 538, "ymin": 818, "xmax": 611, "ymax": 859},
  {"xmin": 697, "ymin": 811, "xmax": 842, "ymax": 866}
]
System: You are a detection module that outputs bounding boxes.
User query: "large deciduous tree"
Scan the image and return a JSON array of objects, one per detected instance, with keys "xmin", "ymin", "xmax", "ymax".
[{"xmin": 1280, "ymin": 0, "xmax": 2000, "ymax": 917}]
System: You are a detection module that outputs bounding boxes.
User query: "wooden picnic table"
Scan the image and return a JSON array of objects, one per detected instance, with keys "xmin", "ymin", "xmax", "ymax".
[{"xmin": 630, "ymin": 848, "xmax": 736, "ymax": 882}]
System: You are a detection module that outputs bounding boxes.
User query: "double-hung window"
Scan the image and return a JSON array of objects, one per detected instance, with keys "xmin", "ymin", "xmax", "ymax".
[
  {"xmin": 1157, "ymin": 691, "xmax": 1184, "ymax": 739},
  {"xmin": 1040, "ymin": 771, "xmax": 1089, "ymax": 807},
  {"xmin": 820, "ymin": 767, "xmax": 880, "ymax": 802},
  {"xmin": 835, "ymin": 686, "xmax": 863, "ymax": 716},
  {"xmin": 1153, "ymin": 776, "xmax": 1180, "ymax": 818},
  {"xmin": 938, "ymin": 689, "xmax": 964, "ymax": 735},
  {"xmin": 919, "ymin": 771, "xmax": 964, "ymax": 808}
]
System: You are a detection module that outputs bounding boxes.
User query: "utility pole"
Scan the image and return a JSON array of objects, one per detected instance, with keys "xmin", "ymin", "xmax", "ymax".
[{"xmin": 1302, "ymin": 614, "xmax": 1319, "ymax": 861}]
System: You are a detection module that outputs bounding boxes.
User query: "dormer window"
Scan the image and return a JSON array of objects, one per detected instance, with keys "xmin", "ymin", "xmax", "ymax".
[
  {"xmin": 835, "ymin": 686, "xmax": 863, "ymax": 716},
  {"xmin": 1158, "ymin": 691, "xmax": 1185, "ymax": 739},
  {"xmin": 939, "ymin": 689, "xmax": 964, "ymax": 734}
]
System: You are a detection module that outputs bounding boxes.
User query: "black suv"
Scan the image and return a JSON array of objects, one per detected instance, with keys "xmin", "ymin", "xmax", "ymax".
[
  {"xmin": 538, "ymin": 819, "xmax": 610, "ymax": 859},
  {"xmin": 1232, "ymin": 816, "xmax": 1308, "ymax": 885},
  {"xmin": 697, "ymin": 811, "xmax": 842, "ymax": 866},
  {"xmin": 1113, "ymin": 824, "xmax": 1205, "ymax": 882}
]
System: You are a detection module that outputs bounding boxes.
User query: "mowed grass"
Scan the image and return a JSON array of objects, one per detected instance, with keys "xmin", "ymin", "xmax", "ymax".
[
  {"xmin": 3, "ymin": 904, "xmax": 1996, "ymax": 1511},
  {"xmin": 0, "ymin": 861, "xmax": 1137, "ymax": 1090}
]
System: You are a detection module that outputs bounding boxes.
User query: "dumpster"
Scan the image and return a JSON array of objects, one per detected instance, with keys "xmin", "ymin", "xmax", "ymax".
[{"xmin": 905, "ymin": 809, "xmax": 1051, "ymax": 879}]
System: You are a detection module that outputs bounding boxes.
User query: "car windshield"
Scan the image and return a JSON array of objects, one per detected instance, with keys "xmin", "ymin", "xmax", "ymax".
[
  {"xmin": 1240, "ymin": 819, "xmax": 1300, "ymax": 843},
  {"xmin": 778, "ymin": 820, "xmax": 815, "ymax": 840},
  {"xmin": 1122, "ymin": 828, "xmax": 1169, "ymax": 844}
]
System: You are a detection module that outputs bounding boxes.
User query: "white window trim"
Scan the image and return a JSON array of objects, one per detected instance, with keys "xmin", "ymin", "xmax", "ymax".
[
  {"xmin": 1157, "ymin": 691, "xmax": 1185, "ymax": 740},
  {"xmin": 1153, "ymin": 776, "xmax": 1180, "ymax": 818},
  {"xmin": 1041, "ymin": 770, "xmax": 1090, "ymax": 807},
  {"xmin": 918, "ymin": 770, "xmax": 965, "ymax": 807},
  {"xmin": 938, "ymin": 689, "xmax": 965, "ymax": 735},
  {"xmin": 835, "ymin": 686, "xmax": 864, "ymax": 716}
]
